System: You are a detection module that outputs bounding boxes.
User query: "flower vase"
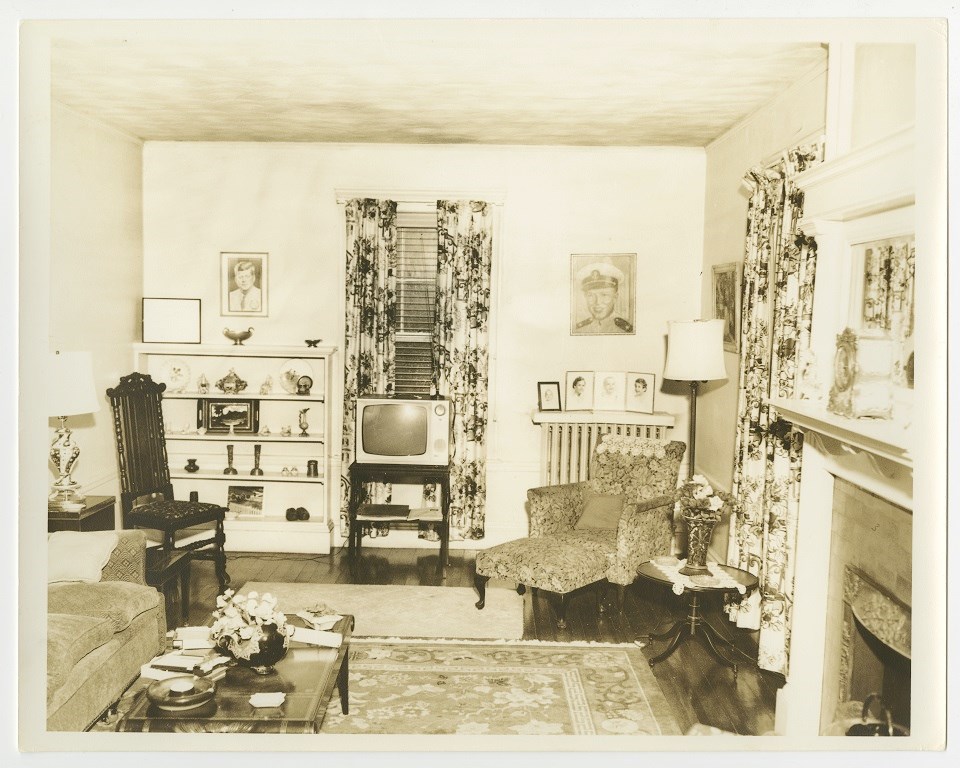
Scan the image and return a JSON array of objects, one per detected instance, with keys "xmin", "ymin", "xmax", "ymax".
[
  {"xmin": 223, "ymin": 444, "xmax": 238, "ymax": 475},
  {"xmin": 679, "ymin": 511, "xmax": 719, "ymax": 576},
  {"xmin": 219, "ymin": 623, "xmax": 289, "ymax": 675},
  {"xmin": 250, "ymin": 444, "xmax": 264, "ymax": 476}
]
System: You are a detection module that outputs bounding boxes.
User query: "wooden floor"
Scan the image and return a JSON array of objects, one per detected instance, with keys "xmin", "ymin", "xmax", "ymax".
[{"xmin": 183, "ymin": 546, "xmax": 780, "ymax": 735}]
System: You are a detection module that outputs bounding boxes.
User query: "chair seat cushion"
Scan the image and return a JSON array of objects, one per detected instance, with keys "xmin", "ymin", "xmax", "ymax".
[
  {"xmin": 128, "ymin": 500, "xmax": 225, "ymax": 530},
  {"xmin": 476, "ymin": 536, "xmax": 609, "ymax": 594}
]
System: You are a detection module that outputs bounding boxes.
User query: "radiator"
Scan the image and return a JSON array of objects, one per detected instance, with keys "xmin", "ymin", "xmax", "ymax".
[{"xmin": 539, "ymin": 420, "xmax": 671, "ymax": 486}]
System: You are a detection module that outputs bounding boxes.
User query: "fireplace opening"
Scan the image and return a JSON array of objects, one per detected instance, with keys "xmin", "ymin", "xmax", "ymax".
[{"xmin": 849, "ymin": 612, "xmax": 911, "ymax": 731}]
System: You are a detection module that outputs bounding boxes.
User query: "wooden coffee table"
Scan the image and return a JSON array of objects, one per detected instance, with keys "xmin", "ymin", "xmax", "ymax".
[{"xmin": 118, "ymin": 615, "xmax": 354, "ymax": 733}]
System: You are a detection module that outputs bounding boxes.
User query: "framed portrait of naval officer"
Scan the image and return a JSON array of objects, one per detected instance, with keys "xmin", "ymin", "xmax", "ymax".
[{"xmin": 570, "ymin": 253, "xmax": 636, "ymax": 335}]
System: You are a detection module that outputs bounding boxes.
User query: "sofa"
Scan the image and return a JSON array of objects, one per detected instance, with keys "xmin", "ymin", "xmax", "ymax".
[{"xmin": 47, "ymin": 529, "xmax": 166, "ymax": 731}]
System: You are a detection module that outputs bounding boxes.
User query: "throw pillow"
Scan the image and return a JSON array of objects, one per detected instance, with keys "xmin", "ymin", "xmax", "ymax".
[
  {"xmin": 47, "ymin": 530, "xmax": 119, "ymax": 583},
  {"xmin": 574, "ymin": 487, "xmax": 624, "ymax": 530}
]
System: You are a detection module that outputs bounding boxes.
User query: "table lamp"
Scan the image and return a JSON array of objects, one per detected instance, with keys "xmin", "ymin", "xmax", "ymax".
[
  {"xmin": 48, "ymin": 350, "xmax": 101, "ymax": 509},
  {"xmin": 663, "ymin": 319, "xmax": 727, "ymax": 478}
]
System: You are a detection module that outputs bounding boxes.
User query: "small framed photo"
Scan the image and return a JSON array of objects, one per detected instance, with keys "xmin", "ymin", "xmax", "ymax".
[
  {"xmin": 594, "ymin": 371, "xmax": 626, "ymax": 411},
  {"xmin": 141, "ymin": 298, "xmax": 201, "ymax": 343},
  {"xmin": 565, "ymin": 371, "xmax": 594, "ymax": 411},
  {"xmin": 198, "ymin": 399, "xmax": 260, "ymax": 434},
  {"xmin": 712, "ymin": 262, "xmax": 741, "ymax": 353},
  {"xmin": 626, "ymin": 372, "xmax": 656, "ymax": 414},
  {"xmin": 537, "ymin": 381, "xmax": 562, "ymax": 412},
  {"xmin": 570, "ymin": 253, "xmax": 636, "ymax": 335},
  {"xmin": 221, "ymin": 251, "xmax": 268, "ymax": 317},
  {"xmin": 227, "ymin": 485, "xmax": 264, "ymax": 518}
]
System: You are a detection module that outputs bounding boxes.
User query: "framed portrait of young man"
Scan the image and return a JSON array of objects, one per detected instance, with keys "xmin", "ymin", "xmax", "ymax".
[
  {"xmin": 221, "ymin": 251, "xmax": 269, "ymax": 317},
  {"xmin": 570, "ymin": 253, "xmax": 636, "ymax": 336}
]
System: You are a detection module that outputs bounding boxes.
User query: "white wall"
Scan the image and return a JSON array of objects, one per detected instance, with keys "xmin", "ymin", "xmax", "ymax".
[
  {"xmin": 50, "ymin": 103, "xmax": 144, "ymax": 516},
  {"xmin": 142, "ymin": 142, "xmax": 706, "ymax": 545},
  {"xmin": 699, "ymin": 63, "xmax": 828, "ymax": 559}
]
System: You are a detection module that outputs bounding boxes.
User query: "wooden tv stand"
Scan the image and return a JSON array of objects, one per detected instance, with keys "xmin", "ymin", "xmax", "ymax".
[{"xmin": 347, "ymin": 461, "xmax": 451, "ymax": 579}]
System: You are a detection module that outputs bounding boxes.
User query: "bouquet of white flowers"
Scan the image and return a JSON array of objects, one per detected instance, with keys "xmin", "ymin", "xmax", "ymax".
[
  {"xmin": 209, "ymin": 589, "xmax": 291, "ymax": 661},
  {"xmin": 676, "ymin": 474, "xmax": 735, "ymax": 522}
]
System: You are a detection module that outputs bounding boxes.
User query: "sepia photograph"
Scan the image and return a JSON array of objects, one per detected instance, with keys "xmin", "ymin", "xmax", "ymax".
[{"xmin": 14, "ymin": 6, "xmax": 951, "ymax": 762}]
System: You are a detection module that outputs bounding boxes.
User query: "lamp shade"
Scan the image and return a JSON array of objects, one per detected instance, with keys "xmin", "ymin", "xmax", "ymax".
[
  {"xmin": 663, "ymin": 320, "xmax": 727, "ymax": 382},
  {"xmin": 48, "ymin": 351, "xmax": 101, "ymax": 417}
]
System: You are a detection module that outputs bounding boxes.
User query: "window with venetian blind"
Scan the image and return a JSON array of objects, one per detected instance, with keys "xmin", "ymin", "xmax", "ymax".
[{"xmin": 394, "ymin": 205, "xmax": 438, "ymax": 395}]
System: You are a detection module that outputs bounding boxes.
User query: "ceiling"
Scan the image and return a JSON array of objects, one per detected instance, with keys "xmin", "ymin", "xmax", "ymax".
[{"xmin": 49, "ymin": 19, "xmax": 828, "ymax": 147}]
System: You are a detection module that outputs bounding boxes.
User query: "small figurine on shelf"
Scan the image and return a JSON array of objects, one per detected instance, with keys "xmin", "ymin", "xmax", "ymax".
[
  {"xmin": 306, "ymin": 460, "xmax": 319, "ymax": 478},
  {"xmin": 259, "ymin": 425, "xmax": 271, "ymax": 436},
  {"xmin": 281, "ymin": 425, "xmax": 292, "ymax": 437},
  {"xmin": 260, "ymin": 375, "xmax": 273, "ymax": 395},
  {"xmin": 298, "ymin": 408, "xmax": 310, "ymax": 437},
  {"xmin": 216, "ymin": 369, "xmax": 248, "ymax": 394},
  {"xmin": 197, "ymin": 374, "xmax": 210, "ymax": 394}
]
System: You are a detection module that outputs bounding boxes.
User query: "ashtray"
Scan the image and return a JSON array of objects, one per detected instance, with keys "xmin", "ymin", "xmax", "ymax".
[{"xmin": 147, "ymin": 675, "xmax": 215, "ymax": 711}]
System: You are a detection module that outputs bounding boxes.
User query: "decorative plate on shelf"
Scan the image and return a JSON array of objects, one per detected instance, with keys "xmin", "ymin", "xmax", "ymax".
[
  {"xmin": 158, "ymin": 358, "xmax": 192, "ymax": 394},
  {"xmin": 146, "ymin": 675, "xmax": 215, "ymax": 711},
  {"xmin": 278, "ymin": 359, "xmax": 314, "ymax": 395}
]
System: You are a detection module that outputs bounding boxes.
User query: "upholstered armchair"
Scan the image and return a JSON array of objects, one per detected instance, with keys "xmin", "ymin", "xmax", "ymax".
[{"xmin": 475, "ymin": 435, "xmax": 686, "ymax": 628}]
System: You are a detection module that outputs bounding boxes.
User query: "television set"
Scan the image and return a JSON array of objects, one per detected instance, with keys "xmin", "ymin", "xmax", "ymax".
[{"xmin": 354, "ymin": 396, "xmax": 453, "ymax": 466}]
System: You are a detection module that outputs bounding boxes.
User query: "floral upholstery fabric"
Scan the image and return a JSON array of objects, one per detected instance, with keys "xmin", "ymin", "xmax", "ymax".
[
  {"xmin": 479, "ymin": 436, "xmax": 685, "ymax": 596},
  {"xmin": 475, "ymin": 536, "xmax": 608, "ymax": 594}
]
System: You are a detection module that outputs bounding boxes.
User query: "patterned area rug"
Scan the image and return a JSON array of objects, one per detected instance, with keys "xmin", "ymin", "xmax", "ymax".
[
  {"xmin": 320, "ymin": 638, "xmax": 681, "ymax": 736},
  {"xmin": 239, "ymin": 582, "xmax": 524, "ymax": 640}
]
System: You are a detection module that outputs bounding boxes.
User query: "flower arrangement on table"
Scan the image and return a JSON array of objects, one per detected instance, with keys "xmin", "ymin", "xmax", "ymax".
[
  {"xmin": 676, "ymin": 475, "xmax": 737, "ymax": 575},
  {"xmin": 677, "ymin": 474, "xmax": 736, "ymax": 521},
  {"xmin": 209, "ymin": 589, "xmax": 291, "ymax": 662}
]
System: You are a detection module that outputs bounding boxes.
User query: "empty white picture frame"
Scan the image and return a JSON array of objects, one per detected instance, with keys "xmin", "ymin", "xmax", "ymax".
[{"xmin": 141, "ymin": 298, "xmax": 202, "ymax": 343}]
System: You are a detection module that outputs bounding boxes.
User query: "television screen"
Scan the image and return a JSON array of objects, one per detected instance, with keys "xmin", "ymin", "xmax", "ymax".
[{"xmin": 361, "ymin": 403, "xmax": 428, "ymax": 456}]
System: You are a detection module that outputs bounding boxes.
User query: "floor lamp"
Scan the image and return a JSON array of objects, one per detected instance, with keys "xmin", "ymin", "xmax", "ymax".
[
  {"xmin": 663, "ymin": 320, "xmax": 727, "ymax": 478},
  {"xmin": 48, "ymin": 350, "xmax": 100, "ymax": 509}
]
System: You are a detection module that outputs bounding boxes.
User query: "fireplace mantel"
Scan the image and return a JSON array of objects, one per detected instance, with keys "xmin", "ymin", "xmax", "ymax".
[{"xmin": 768, "ymin": 397, "xmax": 912, "ymax": 470}]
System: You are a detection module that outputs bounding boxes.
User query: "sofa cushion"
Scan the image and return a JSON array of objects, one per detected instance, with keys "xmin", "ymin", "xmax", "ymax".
[
  {"xmin": 48, "ymin": 581, "xmax": 161, "ymax": 633},
  {"xmin": 574, "ymin": 487, "xmax": 624, "ymax": 530},
  {"xmin": 48, "ymin": 530, "xmax": 119, "ymax": 583},
  {"xmin": 47, "ymin": 613, "xmax": 115, "ymax": 702}
]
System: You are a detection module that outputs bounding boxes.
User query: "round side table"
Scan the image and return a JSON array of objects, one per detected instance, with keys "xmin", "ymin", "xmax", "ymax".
[{"xmin": 637, "ymin": 560, "xmax": 759, "ymax": 679}]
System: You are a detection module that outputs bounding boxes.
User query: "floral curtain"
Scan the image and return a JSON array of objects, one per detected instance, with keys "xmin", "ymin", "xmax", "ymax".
[
  {"xmin": 432, "ymin": 200, "xmax": 494, "ymax": 539},
  {"xmin": 340, "ymin": 198, "xmax": 398, "ymax": 531},
  {"xmin": 727, "ymin": 144, "xmax": 823, "ymax": 677}
]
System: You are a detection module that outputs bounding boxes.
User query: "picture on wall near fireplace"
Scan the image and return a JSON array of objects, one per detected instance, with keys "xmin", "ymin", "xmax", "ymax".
[
  {"xmin": 221, "ymin": 251, "xmax": 268, "ymax": 317},
  {"xmin": 570, "ymin": 253, "xmax": 636, "ymax": 335},
  {"xmin": 712, "ymin": 262, "xmax": 741, "ymax": 353}
]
